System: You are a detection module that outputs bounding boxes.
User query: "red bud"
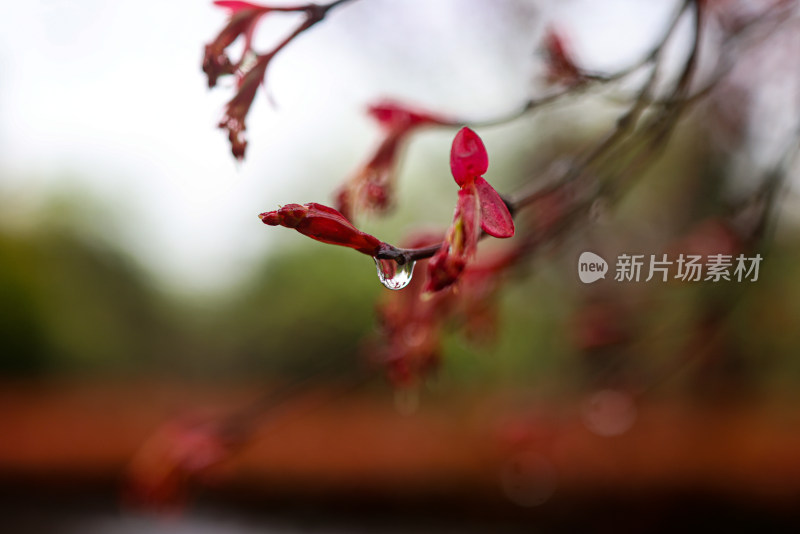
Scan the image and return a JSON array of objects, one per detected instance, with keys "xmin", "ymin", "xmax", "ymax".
[
  {"xmin": 450, "ymin": 127, "xmax": 489, "ymax": 187},
  {"xmin": 259, "ymin": 203, "xmax": 384, "ymax": 256}
]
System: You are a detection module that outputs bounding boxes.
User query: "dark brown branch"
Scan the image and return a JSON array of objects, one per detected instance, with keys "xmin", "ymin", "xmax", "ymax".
[
  {"xmin": 266, "ymin": 0, "xmax": 360, "ymax": 14},
  {"xmin": 375, "ymin": 243, "xmax": 442, "ymax": 265},
  {"xmin": 264, "ymin": 0, "xmax": 361, "ymax": 59},
  {"xmin": 374, "ymin": 0, "xmax": 705, "ymax": 268}
]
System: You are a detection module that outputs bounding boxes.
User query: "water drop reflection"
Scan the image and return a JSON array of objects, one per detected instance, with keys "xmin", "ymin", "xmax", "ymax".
[{"xmin": 374, "ymin": 257, "xmax": 416, "ymax": 290}]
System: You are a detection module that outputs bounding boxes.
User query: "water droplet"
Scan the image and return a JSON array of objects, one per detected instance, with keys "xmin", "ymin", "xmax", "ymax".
[
  {"xmin": 581, "ymin": 389, "xmax": 637, "ymax": 437},
  {"xmin": 374, "ymin": 258, "xmax": 416, "ymax": 290}
]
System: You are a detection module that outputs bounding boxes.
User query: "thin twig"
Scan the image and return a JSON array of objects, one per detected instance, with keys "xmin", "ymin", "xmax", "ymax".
[{"xmin": 461, "ymin": 0, "xmax": 693, "ymax": 128}]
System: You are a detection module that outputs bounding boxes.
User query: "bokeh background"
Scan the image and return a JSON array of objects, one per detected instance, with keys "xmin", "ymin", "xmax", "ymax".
[{"xmin": 2, "ymin": 0, "xmax": 800, "ymax": 532}]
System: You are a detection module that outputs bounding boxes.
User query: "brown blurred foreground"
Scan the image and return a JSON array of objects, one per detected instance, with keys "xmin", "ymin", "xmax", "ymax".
[{"xmin": 1, "ymin": 380, "xmax": 800, "ymax": 530}]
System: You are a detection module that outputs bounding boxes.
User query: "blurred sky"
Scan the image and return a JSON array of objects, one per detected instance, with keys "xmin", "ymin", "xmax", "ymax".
[{"xmin": 0, "ymin": 0, "xmax": 685, "ymax": 293}]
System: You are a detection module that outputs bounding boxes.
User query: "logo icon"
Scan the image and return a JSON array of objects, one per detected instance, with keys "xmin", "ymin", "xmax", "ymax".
[{"xmin": 578, "ymin": 252, "xmax": 608, "ymax": 284}]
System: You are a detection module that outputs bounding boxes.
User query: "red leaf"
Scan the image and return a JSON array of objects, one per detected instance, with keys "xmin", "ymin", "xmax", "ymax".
[
  {"xmin": 213, "ymin": 1, "xmax": 268, "ymax": 13},
  {"xmin": 124, "ymin": 418, "xmax": 240, "ymax": 512},
  {"xmin": 543, "ymin": 27, "xmax": 583, "ymax": 85},
  {"xmin": 335, "ymin": 131, "xmax": 403, "ymax": 219},
  {"xmin": 217, "ymin": 54, "xmax": 271, "ymax": 160},
  {"xmin": 336, "ymin": 101, "xmax": 452, "ymax": 219},
  {"xmin": 475, "ymin": 177, "xmax": 514, "ymax": 238},
  {"xmin": 203, "ymin": 3, "xmax": 270, "ymax": 88},
  {"xmin": 367, "ymin": 100, "xmax": 449, "ymax": 132},
  {"xmin": 450, "ymin": 127, "xmax": 489, "ymax": 187},
  {"xmin": 425, "ymin": 188, "xmax": 481, "ymax": 292}
]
